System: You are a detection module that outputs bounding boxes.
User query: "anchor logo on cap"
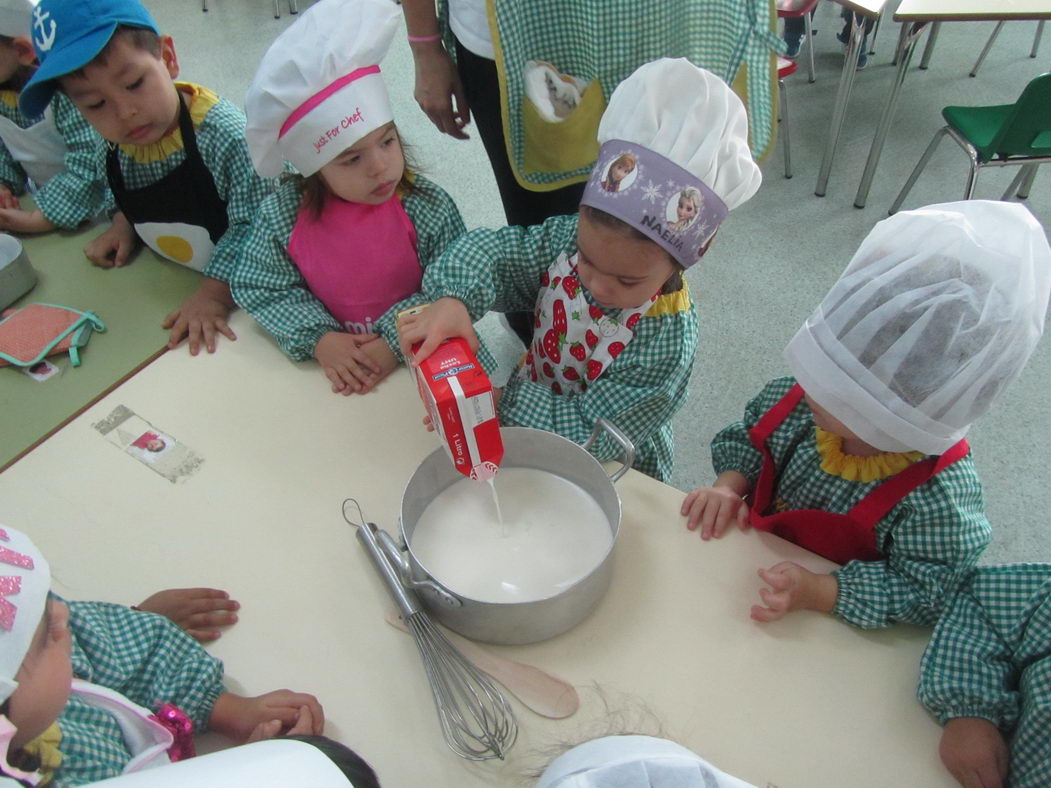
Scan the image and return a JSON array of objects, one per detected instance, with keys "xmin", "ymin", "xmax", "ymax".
[{"xmin": 33, "ymin": 6, "xmax": 56, "ymax": 52}]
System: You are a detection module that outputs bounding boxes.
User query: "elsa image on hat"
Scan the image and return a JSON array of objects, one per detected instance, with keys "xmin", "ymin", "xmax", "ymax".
[
  {"xmin": 232, "ymin": 0, "xmax": 480, "ymax": 398},
  {"xmin": 682, "ymin": 200, "xmax": 1051, "ymax": 631},
  {"xmin": 398, "ymin": 58, "xmax": 761, "ymax": 483},
  {"xmin": 0, "ymin": 525, "xmax": 326, "ymax": 786}
]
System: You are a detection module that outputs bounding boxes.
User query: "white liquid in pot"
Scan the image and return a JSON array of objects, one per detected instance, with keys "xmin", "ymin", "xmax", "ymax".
[{"xmin": 410, "ymin": 468, "xmax": 612, "ymax": 603}]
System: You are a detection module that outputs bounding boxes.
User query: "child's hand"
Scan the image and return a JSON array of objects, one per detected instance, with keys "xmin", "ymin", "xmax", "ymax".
[
  {"xmin": 134, "ymin": 587, "xmax": 240, "ymax": 642},
  {"xmin": 84, "ymin": 212, "xmax": 138, "ymax": 268},
  {"xmin": 162, "ymin": 278, "xmax": 238, "ymax": 355},
  {"xmin": 0, "ymin": 207, "xmax": 56, "ymax": 234},
  {"xmin": 0, "ymin": 185, "xmax": 20, "ymax": 210},
  {"xmin": 247, "ymin": 703, "xmax": 318, "ymax": 743},
  {"xmin": 209, "ymin": 690, "xmax": 325, "ymax": 743},
  {"xmin": 314, "ymin": 331, "xmax": 384, "ymax": 395},
  {"xmin": 397, "ymin": 297, "xmax": 476, "ymax": 366},
  {"xmin": 681, "ymin": 486, "xmax": 749, "ymax": 539},
  {"xmin": 751, "ymin": 562, "xmax": 838, "ymax": 622},
  {"xmin": 940, "ymin": 717, "xmax": 1008, "ymax": 788},
  {"xmin": 356, "ymin": 335, "xmax": 400, "ymax": 392}
]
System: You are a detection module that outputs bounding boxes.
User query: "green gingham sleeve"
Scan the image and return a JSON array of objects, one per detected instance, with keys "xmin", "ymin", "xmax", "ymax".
[
  {"xmin": 710, "ymin": 377, "xmax": 793, "ymax": 483},
  {"xmin": 229, "ymin": 181, "xmax": 340, "ymax": 361},
  {"xmin": 195, "ymin": 99, "xmax": 280, "ymax": 282},
  {"xmin": 33, "ymin": 93, "xmax": 107, "ymax": 229},
  {"xmin": 832, "ymin": 454, "xmax": 991, "ymax": 629},
  {"xmin": 500, "ymin": 300, "xmax": 696, "ymax": 480},
  {"xmin": 66, "ymin": 600, "xmax": 225, "ymax": 728},
  {"xmin": 0, "ymin": 98, "xmax": 26, "ymax": 191},
  {"xmin": 420, "ymin": 214, "xmax": 581, "ymax": 318},
  {"xmin": 373, "ymin": 175, "xmax": 467, "ymax": 363}
]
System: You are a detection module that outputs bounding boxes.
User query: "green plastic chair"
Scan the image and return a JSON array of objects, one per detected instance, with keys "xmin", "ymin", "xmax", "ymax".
[{"xmin": 890, "ymin": 71, "xmax": 1051, "ymax": 215}]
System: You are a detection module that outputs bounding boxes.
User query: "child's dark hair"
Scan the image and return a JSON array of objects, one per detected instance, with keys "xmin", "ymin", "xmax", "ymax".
[
  {"xmin": 293, "ymin": 125, "xmax": 421, "ymax": 219},
  {"xmin": 580, "ymin": 205, "xmax": 684, "ymax": 294},
  {"xmin": 66, "ymin": 25, "xmax": 161, "ymax": 80},
  {"xmin": 284, "ymin": 735, "xmax": 381, "ymax": 787},
  {"xmin": 0, "ymin": 36, "xmax": 33, "ymax": 92},
  {"xmin": 0, "ymin": 700, "xmax": 40, "ymax": 786}
]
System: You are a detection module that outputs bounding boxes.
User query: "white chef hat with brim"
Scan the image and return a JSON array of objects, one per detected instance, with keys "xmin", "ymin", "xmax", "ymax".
[
  {"xmin": 580, "ymin": 58, "xmax": 761, "ymax": 269},
  {"xmin": 244, "ymin": 0, "xmax": 400, "ymax": 178},
  {"xmin": 0, "ymin": 0, "xmax": 34, "ymax": 39},
  {"xmin": 88, "ymin": 739, "xmax": 355, "ymax": 786},
  {"xmin": 784, "ymin": 200, "xmax": 1051, "ymax": 456},
  {"xmin": 536, "ymin": 735, "xmax": 758, "ymax": 788},
  {"xmin": 0, "ymin": 526, "xmax": 49, "ymax": 706}
]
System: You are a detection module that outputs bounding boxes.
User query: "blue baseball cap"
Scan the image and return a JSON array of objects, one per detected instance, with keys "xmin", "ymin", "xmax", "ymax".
[{"xmin": 19, "ymin": 0, "xmax": 159, "ymax": 117}]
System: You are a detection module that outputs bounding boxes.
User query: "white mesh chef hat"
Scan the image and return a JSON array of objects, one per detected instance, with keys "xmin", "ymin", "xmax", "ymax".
[
  {"xmin": 785, "ymin": 200, "xmax": 1051, "ymax": 455},
  {"xmin": 0, "ymin": 0, "xmax": 33, "ymax": 38},
  {"xmin": 244, "ymin": 0, "xmax": 400, "ymax": 177},
  {"xmin": 0, "ymin": 526, "xmax": 50, "ymax": 705},
  {"xmin": 596, "ymin": 59, "xmax": 761, "ymax": 212},
  {"xmin": 536, "ymin": 736, "xmax": 757, "ymax": 788}
]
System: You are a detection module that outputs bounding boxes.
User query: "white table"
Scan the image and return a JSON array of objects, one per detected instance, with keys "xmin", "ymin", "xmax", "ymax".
[
  {"xmin": 0, "ymin": 312, "xmax": 956, "ymax": 787},
  {"xmin": 852, "ymin": 0, "xmax": 1051, "ymax": 207}
]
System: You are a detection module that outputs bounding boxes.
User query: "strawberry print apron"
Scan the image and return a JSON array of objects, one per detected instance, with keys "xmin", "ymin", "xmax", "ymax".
[
  {"xmin": 748, "ymin": 383, "xmax": 971, "ymax": 565},
  {"xmin": 519, "ymin": 252, "xmax": 655, "ymax": 395}
]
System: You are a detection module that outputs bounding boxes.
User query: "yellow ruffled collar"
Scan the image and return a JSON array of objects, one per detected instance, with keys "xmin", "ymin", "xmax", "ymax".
[
  {"xmin": 815, "ymin": 427, "xmax": 925, "ymax": 482},
  {"xmin": 21, "ymin": 721, "xmax": 62, "ymax": 784},
  {"xmin": 118, "ymin": 82, "xmax": 219, "ymax": 164}
]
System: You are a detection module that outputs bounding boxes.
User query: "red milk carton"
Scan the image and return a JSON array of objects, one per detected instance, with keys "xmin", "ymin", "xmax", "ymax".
[{"xmin": 411, "ymin": 335, "xmax": 504, "ymax": 481}]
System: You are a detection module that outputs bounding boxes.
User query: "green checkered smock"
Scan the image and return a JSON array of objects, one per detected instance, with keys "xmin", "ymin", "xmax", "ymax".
[
  {"xmin": 0, "ymin": 91, "xmax": 106, "ymax": 228},
  {"xmin": 421, "ymin": 214, "xmax": 698, "ymax": 482},
  {"xmin": 53, "ymin": 600, "xmax": 224, "ymax": 787},
  {"xmin": 102, "ymin": 83, "xmax": 279, "ymax": 283},
  {"xmin": 711, "ymin": 376, "xmax": 990, "ymax": 630},
  {"xmin": 230, "ymin": 174, "xmax": 467, "ymax": 364},
  {"xmin": 437, "ymin": 0, "xmax": 781, "ymax": 188},
  {"xmin": 918, "ymin": 565, "xmax": 1051, "ymax": 788}
]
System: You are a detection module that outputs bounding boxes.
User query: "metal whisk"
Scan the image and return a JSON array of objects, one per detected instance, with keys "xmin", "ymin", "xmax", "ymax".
[{"xmin": 345, "ymin": 500, "xmax": 518, "ymax": 760}]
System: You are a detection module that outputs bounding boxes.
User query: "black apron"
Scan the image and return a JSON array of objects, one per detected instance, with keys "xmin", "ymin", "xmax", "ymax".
[{"xmin": 106, "ymin": 94, "xmax": 228, "ymax": 271}]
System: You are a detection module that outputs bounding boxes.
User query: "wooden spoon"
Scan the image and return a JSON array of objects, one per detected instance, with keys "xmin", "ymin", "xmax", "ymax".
[{"xmin": 384, "ymin": 611, "xmax": 579, "ymax": 719}]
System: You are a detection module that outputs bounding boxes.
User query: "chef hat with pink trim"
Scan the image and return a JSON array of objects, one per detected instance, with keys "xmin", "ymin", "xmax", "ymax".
[
  {"xmin": 785, "ymin": 200, "xmax": 1051, "ymax": 455},
  {"xmin": 0, "ymin": 526, "xmax": 48, "ymax": 707},
  {"xmin": 536, "ymin": 736, "xmax": 757, "ymax": 788},
  {"xmin": 244, "ymin": 0, "xmax": 400, "ymax": 177}
]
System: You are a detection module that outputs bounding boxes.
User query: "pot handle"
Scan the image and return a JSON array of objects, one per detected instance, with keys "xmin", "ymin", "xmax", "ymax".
[
  {"xmin": 377, "ymin": 528, "xmax": 462, "ymax": 609},
  {"xmin": 584, "ymin": 418, "xmax": 635, "ymax": 483}
]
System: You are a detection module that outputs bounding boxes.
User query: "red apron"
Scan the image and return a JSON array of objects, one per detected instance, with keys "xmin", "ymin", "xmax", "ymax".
[{"xmin": 747, "ymin": 384, "xmax": 970, "ymax": 565}]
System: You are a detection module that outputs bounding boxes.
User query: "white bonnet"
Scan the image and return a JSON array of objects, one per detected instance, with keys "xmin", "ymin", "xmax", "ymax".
[
  {"xmin": 597, "ymin": 59, "xmax": 761, "ymax": 211},
  {"xmin": 0, "ymin": 526, "xmax": 49, "ymax": 705},
  {"xmin": 785, "ymin": 200, "xmax": 1051, "ymax": 455},
  {"xmin": 244, "ymin": 0, "xmax": 400, "ymax": 177},
  {"xmin": 536, "ymin": 736, "xmax": 757, "ymax": 788},
  {"xmin": 0, "ymin": 0, "xmax": 33, "ymax": 39}
]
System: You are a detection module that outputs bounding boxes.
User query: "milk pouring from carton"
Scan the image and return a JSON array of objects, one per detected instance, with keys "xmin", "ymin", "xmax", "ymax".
[{"xmin": 409, "ymin": 330, "xmax": 504, "ymax": 481}]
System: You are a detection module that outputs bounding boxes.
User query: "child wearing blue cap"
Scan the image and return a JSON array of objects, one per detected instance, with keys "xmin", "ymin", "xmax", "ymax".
[
  {"xmin": 19, "ymin": 0, "xmax": 280, "ymax": 355},
  {"xmin": 0, "ymin": 0, "xmax": 106, "ymax": 235}
]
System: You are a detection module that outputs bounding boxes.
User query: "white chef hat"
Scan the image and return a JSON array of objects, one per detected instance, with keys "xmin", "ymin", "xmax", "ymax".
[
  {"xmin": 0, "ymin": 0, "xmax": 33, "ymax": 39},
  {"xmin": 580, "ymin": 59, "xmax": 761, "ymax": 268},
  {"xmin": 0, "ymin": 526, "xmax": 49, "ymax": 705},
  {"xmin": 244, "ymin": 0, "xmax": 400, "ymax": 177},
  {"xmin": 536, "ymin": 736, "xmax": 757, "ymax": 788},
  {"xmin": 89, "ymin": 739, "xmax": 356, "ymax": 786},
  {"xmin": 785, "ymin": 200, "xmax": 1051, "ymax": 455}
]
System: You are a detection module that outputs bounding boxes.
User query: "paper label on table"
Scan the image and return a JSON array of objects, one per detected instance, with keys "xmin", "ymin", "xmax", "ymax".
[
  {"xmin": 23, "ymin": 360, "xmax": 59, "ymax": 381},
  {"xmin": 93, "ymin": 405, "xmax": 203, "ymax": 483}
]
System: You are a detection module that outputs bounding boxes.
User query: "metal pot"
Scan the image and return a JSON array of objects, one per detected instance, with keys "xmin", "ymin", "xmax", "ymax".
[{"xmin": 374, "ymin": 420, "xmax": 633, "ymax": 645}]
